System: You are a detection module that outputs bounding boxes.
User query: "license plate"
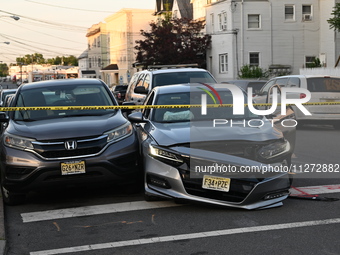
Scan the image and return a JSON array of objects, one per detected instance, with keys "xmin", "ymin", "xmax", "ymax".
[
  {"xmin": 61, "ymin": 161, "xmax": 85, "ymax": 175},
  {"xmin": 202, "ymin": 175, "xmax": 230, "ymax": 192}
]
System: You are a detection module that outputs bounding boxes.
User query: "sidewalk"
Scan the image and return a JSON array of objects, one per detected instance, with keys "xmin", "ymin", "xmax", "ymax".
[{"xmin": 0, "ymin": 194, "xmax": 6, "ymax": 255}]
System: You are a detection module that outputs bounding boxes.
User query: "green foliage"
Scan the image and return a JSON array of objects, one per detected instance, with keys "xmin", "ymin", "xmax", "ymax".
[
  {"xmin": 15, "ymin": 53, "xmax": 78, "ymax": 66},
  {"xmin": 238, "ymin": 65, "xmax": 268, "ymax": 79},
  {"xmin": 135, "ymin": 17, "xmax": 211, "ymax": 69},
  {"xmin": 305, "ymin": 58, "xmax": 321, "ymax": 68},
  {"xmin": 328, "ymin": 3, "xmax": 340, "ymax": 32},
  {"xmin": 0, "ymin": 63, "xmax": 9, "ymax": 77}
]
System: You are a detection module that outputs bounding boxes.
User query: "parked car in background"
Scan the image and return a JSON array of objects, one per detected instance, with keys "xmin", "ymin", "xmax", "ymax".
[
  {"xmin": 0, "ymin": 89, "xmax": 17, "ymax": 107},
  {"xmin": 111, "ymin": 85, "xmax": 128, "ymax": 104},
  {"xmin": 223, "ymin": 79, "xmax": 267, "ymax": 96},
  {"xmin": 254, "ymin": 75, "xmax": 340, "ymax": 129},
  {"xmin": 125, "ymin": 64, "xmax": 217, "ymax": 105},
  {"xmin": 128, "ymin": 83, "xmax": 295, "ymax": 210},
  {"xmin": 0, "ymin": 78, "xmax": 139, "ymax": 205}
]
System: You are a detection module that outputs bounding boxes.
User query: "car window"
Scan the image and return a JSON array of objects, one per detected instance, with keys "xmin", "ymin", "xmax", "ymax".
[
  {"xmin": 135, "ymin": 74, "xmax": 145, "ymax": 88},
  {"xmin": 152, "ymin": 91, "xmax": 259, "ymax": 123},
  {"xmin": 273, "ymin": 78, "xmax": 288, "ymax": 87},
  {"xmin": 260, "ymin": 80, "xmax": 276, "ymax": 95},
  {"xmin": 287, "ymin": 77, "xmax": 300, "ymax": 87},
  {"xmin": 13, "ymin": 84, "xmax": 116, "ymax": 121},
  {"xmin": 307, "ymin": 77, "xmax": 340, "ymax": 92},
  {"xmin": 152, "ymin": 71, "xmax": 216, "ymax": 87},
  {"xmin": 248, "ymin": 82, "xmax": 266, "ymax": 94},
  {"xmin": 143, "ymin": 74, "xmax": 150, "ymax": 90},
  {"xmin": 143, "ymin": 91, "xmax": 155, "ymax": 119}
]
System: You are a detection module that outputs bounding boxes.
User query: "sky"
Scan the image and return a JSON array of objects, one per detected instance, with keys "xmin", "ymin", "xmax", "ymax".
[{"xmin": 0, "ymin": 0, "xmax": 155, "ymax": 64}]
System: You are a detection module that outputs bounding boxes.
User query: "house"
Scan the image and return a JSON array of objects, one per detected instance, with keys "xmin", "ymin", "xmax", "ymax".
[
  {"xmin": 204, "ymin": 0, "xmax": 340, "ymax": 81},
  {"xmin": 85, "ymin": 22, "xmax": 108, "ymax": 79},
  {"xmin": 101, "ymin": 8, "xmax": 156, "ymax": 86}
]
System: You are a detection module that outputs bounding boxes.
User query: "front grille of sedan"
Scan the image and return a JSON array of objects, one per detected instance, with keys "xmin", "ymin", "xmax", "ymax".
[
  {"xmin": 186, "ymin": 141, "xmax": 259, "ymax": 160},
  {"xmin": 32, "ymin": 135, "xmax": 107, "ymax": 159}
]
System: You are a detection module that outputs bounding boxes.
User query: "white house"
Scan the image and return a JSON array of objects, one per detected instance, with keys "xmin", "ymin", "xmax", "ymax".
[{"xmin": 203, "ymin": 0, "xmax": 340, "ymax": 81}]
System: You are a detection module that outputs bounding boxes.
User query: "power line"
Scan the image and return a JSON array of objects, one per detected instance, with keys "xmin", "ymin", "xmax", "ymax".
[
  {"xmin": 0, "ymin": 10, "xmax": 88, "ymax": 30},
  {"xmin": 1, "ymin": 20, "xmax": 85, "ymax": 44},
  {"xmin": 24, "ymin": 0, "xmax": 114, "ymax": 13}
]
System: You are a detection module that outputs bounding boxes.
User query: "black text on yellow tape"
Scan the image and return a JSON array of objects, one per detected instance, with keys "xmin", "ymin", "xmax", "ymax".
[{"xmin": 1, "ymin": 101, "xmax": 340, "ymax": 112}]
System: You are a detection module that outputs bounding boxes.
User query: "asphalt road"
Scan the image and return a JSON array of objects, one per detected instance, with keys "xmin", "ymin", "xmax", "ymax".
[{"xmin": 2, "ymin": 125, "xmax": 340, "ymax": 255}]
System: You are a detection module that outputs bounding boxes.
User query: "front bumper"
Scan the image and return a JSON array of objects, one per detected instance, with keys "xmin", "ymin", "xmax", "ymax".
[
  {"xmin": 144, "ymin": 154, "xmax": 291, "ymax": 210},
  {"xmin": 0, "ymin": 134, "xmax": 140, "ymax": 192}
]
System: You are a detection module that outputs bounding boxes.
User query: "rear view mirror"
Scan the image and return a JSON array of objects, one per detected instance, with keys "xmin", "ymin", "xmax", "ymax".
[{"xmin": 134, "ymin": 86, "xmax": 148, "ymax": 94}]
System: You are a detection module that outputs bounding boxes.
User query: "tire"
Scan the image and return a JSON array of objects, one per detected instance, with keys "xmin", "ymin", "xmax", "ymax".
[{"xmin": 1, "ymin": 184, "xmax": 25, "ymax": 205}]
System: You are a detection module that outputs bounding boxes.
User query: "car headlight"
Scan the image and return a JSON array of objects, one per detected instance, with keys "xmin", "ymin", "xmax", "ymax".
[
  {"xmin": 258, "ymin": 139, "xmax": 290, "ymax": 159},
  {"xmin": 4, "ymin": 133, "xmax": 35, "ymax": 150},
  {"xmin": 149, "ymin": 145, "xmax": 184, "ymax": 166},
  {"xmin": 105, "ymin": 122, "xmax": 133, "ymax": 143}
]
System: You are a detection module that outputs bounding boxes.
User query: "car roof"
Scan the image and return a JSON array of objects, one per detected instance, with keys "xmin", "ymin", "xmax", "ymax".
[
  {"xmin": 138, "ymin": 68, "xmax": 210, "ymax": 75},
  {"xmin": 271, "ymin": 75, "xmax": 340, "ymax": 79},
  {"xmin": 19, "ymin": 78, "xmax": 105, "ymax": 91}
]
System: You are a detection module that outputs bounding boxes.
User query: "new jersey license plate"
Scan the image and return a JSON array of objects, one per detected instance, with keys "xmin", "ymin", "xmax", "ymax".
[
  {"xmin": 202, "ymin": 175, "xmax": 230, "ymax": 192},
  {"xmin": 61, "ymin": 161, "xmax": 85, "ymax": 175}
]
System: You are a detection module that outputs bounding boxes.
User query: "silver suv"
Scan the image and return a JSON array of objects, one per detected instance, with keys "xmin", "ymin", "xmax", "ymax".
[
  {"xmin": 125, "ymin": 65, "xmax": 217, "ymax": 105},
  {"xmin": 254, "ymin": 75, "xmax": 340, "ymax": 129}
]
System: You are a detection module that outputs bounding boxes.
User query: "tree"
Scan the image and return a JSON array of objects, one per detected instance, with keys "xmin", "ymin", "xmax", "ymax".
[
  {"xmin": 135, "ymin": 17, "xmax": 211, "ymax": 69},
  {"xmin": 328, "ymin": 3, "xmax": 340, "ymax": 32},
  {"xmin": 0, "ymin": 63, "xmax": 9, "ymax": 77}
]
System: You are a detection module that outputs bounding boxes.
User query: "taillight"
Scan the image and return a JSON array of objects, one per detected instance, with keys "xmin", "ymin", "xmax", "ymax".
[{"xmin": 300, "ymin": 93, "xmax": 306, "ymax": 99}]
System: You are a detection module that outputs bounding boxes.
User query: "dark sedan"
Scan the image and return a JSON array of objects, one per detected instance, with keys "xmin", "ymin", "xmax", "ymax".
[
  {"xmin": 0, "ymin": 79, "xmax": 139, "ymax": 205},
  {"xmin": 128, "ymin": 83, "xmax": 296, "ymax": 210}
]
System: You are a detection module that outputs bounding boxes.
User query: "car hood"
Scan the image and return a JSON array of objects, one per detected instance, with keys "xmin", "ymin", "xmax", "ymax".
[
  {"xmin": 7, "ymin": 113, "xmax": 127, "ymax": 140},
  {"xmin": 150, "ymin": 120, "xmax": 283, "ymax": 147}
]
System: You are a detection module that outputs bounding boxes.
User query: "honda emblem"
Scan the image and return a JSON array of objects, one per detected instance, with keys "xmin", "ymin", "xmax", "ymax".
[{"xmin": 65, "ymin": 140, "xmax": 77, "ymax": 150}]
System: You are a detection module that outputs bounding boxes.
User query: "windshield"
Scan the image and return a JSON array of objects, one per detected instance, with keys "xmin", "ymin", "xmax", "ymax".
[
  {"xmin": 13, "ymin": 84, "xmax": 116, "ymax": 121},
  {"xmin": 307, "ymin": 77, "xmax": 340, "ymax": 92},
  {"xmin": 152, "ymin": 71, "xmax": 216, "ymax": 86},
  {"xmin": 152, "ymin": 91, "xmax": 259, "ymax": 123}
]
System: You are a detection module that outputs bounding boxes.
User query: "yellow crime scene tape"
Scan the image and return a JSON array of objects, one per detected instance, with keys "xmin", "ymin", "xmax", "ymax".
[{"xmin": 1, "ymin": 101, "xmax": 340, "ymax": 112}]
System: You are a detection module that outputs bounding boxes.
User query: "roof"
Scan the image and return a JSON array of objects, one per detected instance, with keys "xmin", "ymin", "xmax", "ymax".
[{"xmin": 101, "ymin": 64, "xmax": 119, "ymax": 71}]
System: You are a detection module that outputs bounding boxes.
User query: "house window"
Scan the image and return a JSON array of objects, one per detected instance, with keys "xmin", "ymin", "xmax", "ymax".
[
  {"xmin": 248, "ymin": 14, "xmax": 260, "ymax": 29},
  {"xmin": 305, "ymin": 56, "xmax": 316, "ymax": 67},
  {"xmin": 219, "ymin": 54, "xmax": 228, "ymax": 73},
  {"xmin": 89, "ymin": 58, "xmax": 92, "ymax": 68},
  {"xmin": 173, "ymin": 10, "xmax": 178, "ymax": 19},
  {"xmin": 249, "ymin": 52, "xmax": 260, "ymax": 66},
  {"xmin": 302, "ymin": 5, "xmax": 312, "ymax": 21},
  {"xmin": 218, "ymin": 12, "xmax": 227, "ymax": 31},
  {"xmin": 210, "ymin": 13, "xmax": 214, "ymax": 33},
  {"xmin": 285, "ymin": 5, "xmax": 295, "ymax": 20}
]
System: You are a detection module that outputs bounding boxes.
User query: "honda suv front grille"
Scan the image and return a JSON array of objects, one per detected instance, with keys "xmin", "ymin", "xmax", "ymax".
[{"xmin": 32, "ymin": 135, "xmax": 107, "ymax": 159}]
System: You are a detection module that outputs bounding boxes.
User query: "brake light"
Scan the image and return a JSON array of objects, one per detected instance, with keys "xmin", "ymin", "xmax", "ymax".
[{"xmin": 300, "ymin": 93, "xmax": 306, "ymax": 99}]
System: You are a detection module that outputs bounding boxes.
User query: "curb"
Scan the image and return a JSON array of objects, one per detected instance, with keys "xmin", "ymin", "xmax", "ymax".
[{"xmin": 0, "ymin": 194, "xmax": 6, "ymax": 255}]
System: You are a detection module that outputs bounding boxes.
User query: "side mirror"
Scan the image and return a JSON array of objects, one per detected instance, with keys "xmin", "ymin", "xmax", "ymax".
[
  {"xmin": 134, "ymin": 86, "xmax": 148, "ymax": 94},
  {"xmin": 128, "ymin": 112, "xmax": 147, "ymax": 123},
  {"xmin": 121, "ymin": 101, "xmax": 136, "ymax": 116},
  {"xmin": 0, "ymin": 112, "xmax": 9, "ymax": 123}
]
